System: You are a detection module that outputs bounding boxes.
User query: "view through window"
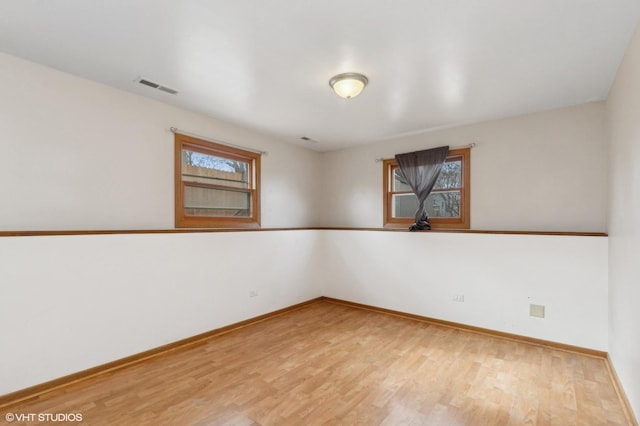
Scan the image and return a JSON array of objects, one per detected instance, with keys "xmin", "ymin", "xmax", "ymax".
[
  {"xmin": 383, "ymin": 148, "xmax": 470, "ymax": 229},
  {"xmin": 175, "ymin": 133, "xmax": 261, "ymax": 228}
]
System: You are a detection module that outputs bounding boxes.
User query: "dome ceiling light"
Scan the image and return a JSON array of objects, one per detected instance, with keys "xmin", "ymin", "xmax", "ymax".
[{"xmin": 329, "ymin": 73, "xmax": 368, "ymax": 99}]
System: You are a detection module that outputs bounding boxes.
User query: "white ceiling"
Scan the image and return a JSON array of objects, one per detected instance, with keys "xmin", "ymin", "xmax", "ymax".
[{"xmin": 1, "ymin": 1, "xmax": 639, "ymax": 152}]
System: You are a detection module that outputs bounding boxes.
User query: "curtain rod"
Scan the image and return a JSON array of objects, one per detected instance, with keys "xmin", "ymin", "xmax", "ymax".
[
  {"xmin": 374, "ymin": 142, "xmax": 476, "ymax": 163},
  {"xmin": 170, "ymin": 127, "xmax": 268, "ymax": 156}
]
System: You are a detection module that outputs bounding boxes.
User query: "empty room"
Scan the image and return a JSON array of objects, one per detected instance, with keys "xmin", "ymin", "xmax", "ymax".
[{"xmin": 1, "ymin": 1, "xmax": 639, "ymax": 425}]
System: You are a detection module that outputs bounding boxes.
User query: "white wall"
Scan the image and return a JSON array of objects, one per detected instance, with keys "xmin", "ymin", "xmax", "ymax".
[
  {"xmin": 0, "ymin": 52, "xmax": 322, "ymax": 230},
  {"xmin": 320, "ymin": 103, "xmax": 607, "ymax": 232},
  {"xmin": 319, "ymin": 230, "xmax": 608, "ymax": 350},
  {"xmin": 606, "ymin": 22, "xmax": 640, "ymax": 419},
  {"xmin": 0, "ymin": 229, "xmax": 609, "ymax": 396},
  {"xmin": 0, "ymin": 230, "xmax": 323, "ymax": 395}
]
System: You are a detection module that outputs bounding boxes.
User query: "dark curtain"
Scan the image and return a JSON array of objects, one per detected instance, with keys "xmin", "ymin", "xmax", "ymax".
[{"xmin": 395, "ymin": 146, "xmax": 449, "ymax": 231}]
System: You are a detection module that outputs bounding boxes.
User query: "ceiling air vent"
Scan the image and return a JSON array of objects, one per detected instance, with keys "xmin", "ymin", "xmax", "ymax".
[
  {"xmin": 157, "ymin": 85, "xmax": 179, "ymax": 95},
  {"xmin": 138, "ymin": 79, "xmax": 159, "ymax": 88},
  {"xmin": 137, "ymin": 77, "xmax": 178, "ymax": 95}
]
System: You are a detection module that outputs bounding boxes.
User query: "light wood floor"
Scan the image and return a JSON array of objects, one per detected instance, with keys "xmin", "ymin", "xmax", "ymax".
[{"xmin": 3, "ymin": 301, "xmax": 629, "ymax": 425}]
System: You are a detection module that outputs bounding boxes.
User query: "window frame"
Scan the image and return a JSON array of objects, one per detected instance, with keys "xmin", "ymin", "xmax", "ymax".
[
  {"xmin": 383, "ymin": 147, "xmax": 470, "ymax": 229},
  {"xmin": 174, "ymin": 133, "xmax": 261, "ymax": 228}
]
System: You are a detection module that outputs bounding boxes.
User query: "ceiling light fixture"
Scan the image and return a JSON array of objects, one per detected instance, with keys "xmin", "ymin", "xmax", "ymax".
[{"xmin": 329, "ymin": 73, "xmax": 368, "ymax": 99}]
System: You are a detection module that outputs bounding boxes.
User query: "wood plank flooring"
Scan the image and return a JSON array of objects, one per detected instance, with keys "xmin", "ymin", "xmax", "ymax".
[{"xmin": 2, "ymin": 301, "xmax": 630, "ymax": 425}]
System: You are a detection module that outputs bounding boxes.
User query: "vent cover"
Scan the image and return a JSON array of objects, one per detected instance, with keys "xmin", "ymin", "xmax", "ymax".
[
  {"xmin": 157, "ymin": 86, "xmax": 178, "ymax": 95},
  {"xmin": 138, "ymin": 79, "xmax": 159, "ymax": 89},
  {"xmin": 137, "ymin": 77, "xmax": 178, "ymax": 95}
]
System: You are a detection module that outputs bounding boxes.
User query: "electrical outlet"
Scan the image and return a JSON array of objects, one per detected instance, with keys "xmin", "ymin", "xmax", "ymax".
[
  {"xmin": 529, "ymin": 303, "xmax": 545, "ymax": 318},
  {"xmin": 453, "ymin": 294, "xmax": 465, "ymax": 302},
  {"xmin": 249, "ymin": 290, "xmax": 258, "ymax": 298}
]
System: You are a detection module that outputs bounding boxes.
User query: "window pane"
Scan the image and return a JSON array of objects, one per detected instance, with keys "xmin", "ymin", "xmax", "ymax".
[
  {"xmin": 184, "ymin": 184, "xmax": 250, "ymax": 217},
  {"xmin": 393, "ymin": 168, "xmax": 412, "ymax": 192},
  {"xmin": 392, "ymin": 191, "xmax": 461, "ymax": 218},
  {"xmin": 392, "ymin": 193, "xmax": 418, "ymax": 218},
  {"xmin": 426, "ymin": 191, "xmax": 460, "ymax": 217},
  {"xmin": 394, "ymin": 160, "xmax": 461, "ymax": 192},
  {"xmin": 434, "ymin": 159, "xmax": 462, "ymax": 190},
  {"xmin": 182, "ymin": 149, "xmax": 249, "ymax": 188}
]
